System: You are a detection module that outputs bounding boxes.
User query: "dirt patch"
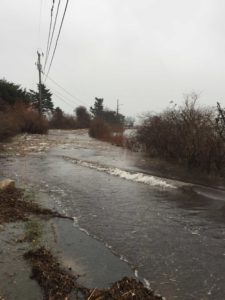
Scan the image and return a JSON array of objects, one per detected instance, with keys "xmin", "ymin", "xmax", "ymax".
[{"xmin": 0, "ymin": 187, "xmax": 69, "ymax": 225}]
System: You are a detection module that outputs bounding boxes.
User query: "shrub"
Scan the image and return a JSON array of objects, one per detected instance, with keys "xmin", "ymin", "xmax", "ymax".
[
  {"xmin": 89, "ymin": 117, "xmax": 126, "ymax": 147},
  {"xmin": 20, "ymin": 110, "xmax": 49, "ymax": 134},
  {"xmin": 136, "ymin": 95, "xmax": 225, "ymax": 174},
  {"xmin": 0, "ymin": 103, "xmax": 49, "ymax": 142},
  {"xmin": 0, "ymin": 111, "xmax": 20, "ymax": 141},
  {"xmin": 110, "ymin": 133, "xmax": 124, "ymax": 147},
  {"xmin": 49, "ymin": 107, "xmax": 78, "ymax": 129},
  {"xmin": 89, "ymin": 118, "xmax": 111, "ymax": 140},
  {"xmin": 75, "ymin": 106, "xmax": 91, "ymax": 128}
]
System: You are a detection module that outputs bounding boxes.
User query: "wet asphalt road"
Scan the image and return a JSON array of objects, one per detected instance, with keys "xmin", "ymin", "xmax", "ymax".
[{"xmin": 1, "ymin": 130, "xmax": 225, "ymax": 300}]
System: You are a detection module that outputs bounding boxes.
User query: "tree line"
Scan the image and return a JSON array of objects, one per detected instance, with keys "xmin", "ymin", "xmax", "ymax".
[
  {"xmin": 1, "ymin": 78, "xmax": 225, "ymax": 175},
  {"xmin": 0, "ymin": 78, "xmax": 127, "ymax": 142}
]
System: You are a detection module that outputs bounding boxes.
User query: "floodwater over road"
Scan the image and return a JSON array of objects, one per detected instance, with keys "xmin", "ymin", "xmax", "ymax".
[{"xmin": 1, "ymin": 130, "xmax": 225, "ymax": 300}]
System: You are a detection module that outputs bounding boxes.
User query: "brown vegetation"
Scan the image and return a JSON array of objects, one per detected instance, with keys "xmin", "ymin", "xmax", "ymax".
[
  {"xmin": 136, "ymin": 94, "xmax": 225, "ymax": 174},
  {"xmin": 86, "ymin": 277, "xmax": 163, "ymax": 300},
  {"xmin": 24, "ymin": 246, "xmax": 163, "ymax": 300},
  {"xmin": 89, "ymin": 118, "xmax": 125, "ymax": 146},
  {"xmin": 24, "ymin": 247, "xmax": 79, "ymax": 300},
  {"xmin": 89, "ymin": 118, "xmax": 112, "ymax": 140},
  {"xmin": 88, "ymin": 97, "xmax": 126, "ymax": 146},
  {"xmin": 49, "ymin": 107, "xmax": 77, "ymax": 129},
  {"xmin": 0, "ymin": 103, "xmax": 48, "ymax": 142},
  {"xmin": 0, "ymin": 79, "xmax": 50, "ymax": 141}
]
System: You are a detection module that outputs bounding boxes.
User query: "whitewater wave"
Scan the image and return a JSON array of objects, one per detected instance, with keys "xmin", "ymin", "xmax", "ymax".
[{"xmin": 62, "ymin": 156, "xmax": 176, "ymax": 189}]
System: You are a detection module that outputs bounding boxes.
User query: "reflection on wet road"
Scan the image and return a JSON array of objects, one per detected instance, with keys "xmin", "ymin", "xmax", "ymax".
[{"xmin": 1, "ymin": 130, "xmax": 225, "ymax": 300}]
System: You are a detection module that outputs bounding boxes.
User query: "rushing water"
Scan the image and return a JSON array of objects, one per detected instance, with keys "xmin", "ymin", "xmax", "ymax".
[{"xmin": 1, "ymin": 130, "xmax": 225, "ymax": 300}]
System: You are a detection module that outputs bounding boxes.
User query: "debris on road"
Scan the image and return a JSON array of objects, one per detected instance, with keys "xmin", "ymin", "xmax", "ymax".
[
  {"xmin": 85, "ymin": 277, "xmax": 163, "ymax": 300},
  {"xmin": 0, "ymin": 185, "xmax": 70, "ymax": 225},
  {"xmin": 24, "ymin": 246, "xmax": 164, "ymax": 300},
  {"xmin": 24, "ymin": 247, "xmax": 82, "ymax": 300},
  {"xmin": 0, "ymin": 178, "xmax": 15, "ymax": 190}
]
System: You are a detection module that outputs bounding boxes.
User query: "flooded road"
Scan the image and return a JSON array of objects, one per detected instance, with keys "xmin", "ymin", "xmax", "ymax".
[{"xmin": 1, "ymin": 130, "xmax": 225, "ymax": 300}]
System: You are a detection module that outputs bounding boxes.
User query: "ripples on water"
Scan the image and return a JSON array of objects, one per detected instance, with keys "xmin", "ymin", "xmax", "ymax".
[{"xmin": 1, "ymin": 131, "xmax": 225, "ymax": 300}]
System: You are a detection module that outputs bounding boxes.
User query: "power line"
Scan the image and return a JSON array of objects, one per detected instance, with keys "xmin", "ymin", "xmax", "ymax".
[
  {"xmin": 37, "ymin": 0, "xmax": 44, "ymax": 48},
  {"xmin": 44, "ymin": 0, "xmax": 55, "ymax": 71},
  {"xmin": 45, "ymin": 0, "xmax": 69, "ymax": 79},
  {"xmin": 52, "ymin": 90, "xmax": 75, "ymax": 109},
  {"xmin": 43, "ymin": 72, "xmax": 88, "ymax": 106},
  {"xmin": 45, "ymin": 0, "xmax": 61, "ymax": 71},
  {"xmin": 49, "ymin": 84, "xmax": 85, "ymax": 107}
]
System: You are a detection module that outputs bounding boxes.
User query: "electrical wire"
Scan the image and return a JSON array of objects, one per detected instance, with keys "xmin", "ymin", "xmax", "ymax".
[
  {"xmin": 37, "ymin": 0, "xmax": 44, "ymax": 48},
  {"xmin": 44, "ymin": 0, "xmax": 55, "ymax": 70},
  {"xmin": 51, "ymin": 85, "xmax": 82, "ymax": 109},
  {"xmin": 52, "ymin": 91, "xmax": 75, "ymax": 109},
  {"xmin": 45, "ymin": 0, "xmax": 69, "ymax": 79},
  {"xmin": 49, "ymin": 84, "xmax": 85, "ymax": 107},
  {"xmin": 43, "ymin": 72, "xmax": 88, "ymax": 106},
  {"xmin": 45, "ymin": 0, "xmax": 61, "ymax": 71}
]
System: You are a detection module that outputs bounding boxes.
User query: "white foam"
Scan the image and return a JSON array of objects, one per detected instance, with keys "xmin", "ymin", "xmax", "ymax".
[
  {"xmin": 143, "ymin": 278, "xmax": 151, "ymax": 290},
  {"xmin": 105, "ymin": 242, "xmax": 112, "ymax": 249},
  {"xmin": 72, "ymin": 216, "xmax": 79, "ymax": 225},
  {"xmin": 119, "ymin": 255, "xmax": 129, "ymax": 263},
  {"xmin": 109, "ymin": 168, "xmax": 175, "ymax": 189},
  {"xmin": 63, "ymin": 157, "xmax": 176, "ymax": 189},
  {"xmin": 79, "ymin": 227, "xmax": 90, "ymax": 236}
]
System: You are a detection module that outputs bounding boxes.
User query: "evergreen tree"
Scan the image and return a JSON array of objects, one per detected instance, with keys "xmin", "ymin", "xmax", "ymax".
[
  {"xmin": 216, "ymin": 102, "xmax": 225, "ymax": 142},
  {"xmin": 102, "ymin": 110, "xmax": 125, "ymax": 126},
  {"xmin": 29, "ymin": 84, "xmax": 54, "ymax": 114},
  {"xmin": 90, "ymin": 97, "xmax": 103, "ymax": 118},
  {"xmin": 0, "ymin": 78, "xmax": 30, "ymax": 109},
  {"xmin": 90, "ymin": 97, "xmax": 124, "ymax": 127}
]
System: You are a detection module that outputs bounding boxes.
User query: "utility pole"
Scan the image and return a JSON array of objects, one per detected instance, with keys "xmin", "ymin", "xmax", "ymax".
[
  {"xmin": 116, "ymin": 99, "xmax": 119, "ymax": 116},
  {"xmin": 37, "ymin": 51, "xmax": 42, "ymax": 115}
]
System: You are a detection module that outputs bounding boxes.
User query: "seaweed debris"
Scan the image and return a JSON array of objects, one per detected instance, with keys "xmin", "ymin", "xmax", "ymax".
[
  {"xmin": 0, "ymin": 187, "xmax": 71, "ymax": 224},
  {"xmin": 24, "ymin": 247, "xmax": 164, "ymax": 300},
  {"xmin": 24, "ymin": 247, "xmax": 87, "ymax": 300},
  {"xmin": 85, "ymin": 277, "xmax": 163, "ymax": 300}
]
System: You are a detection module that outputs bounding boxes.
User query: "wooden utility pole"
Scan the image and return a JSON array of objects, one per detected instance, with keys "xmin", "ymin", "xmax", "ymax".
[
  {"xmin": 116, "ymin": 99, "xmax": 119, "ymax": 116},
  {"xmin": 37, "ymin": 51, "xmax": 42, "ymax": 115}
]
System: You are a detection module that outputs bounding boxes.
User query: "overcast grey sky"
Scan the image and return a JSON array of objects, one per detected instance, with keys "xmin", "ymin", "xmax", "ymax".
[{"xmin": 1, "ymin": 0, "xmax": 225, "ymax": 116}]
